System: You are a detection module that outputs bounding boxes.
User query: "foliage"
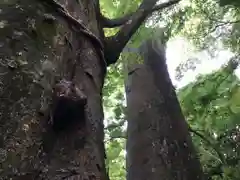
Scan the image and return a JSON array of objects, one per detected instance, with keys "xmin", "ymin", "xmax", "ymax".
[
  {"xmin": 105, "ymin": 139, "xmax": 126, "ymax": 180},
  {"xmin": 178, "ymin": 62, "xmax": 240, "ymax": 179},
  {"xmin": 102, "ymin": 61, "xmax": 127, "ymax": 180},
  {"xmin": 178, "ymin": 0, "xmax": 240, "ymax": 54}
]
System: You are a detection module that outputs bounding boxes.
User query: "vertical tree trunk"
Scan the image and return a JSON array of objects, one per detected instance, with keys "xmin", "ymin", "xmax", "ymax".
[
  {"xmin": 0, "ymin": 1, "xmax": 107, "ymax": 179},
  {"xmin": 125, "ymin": 40, "xmax": 204, "ymax": 180}
]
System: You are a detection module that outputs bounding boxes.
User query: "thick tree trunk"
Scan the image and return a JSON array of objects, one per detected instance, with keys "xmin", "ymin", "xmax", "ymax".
[
  {"xmin": 0, "ymin": 1, "xmax": 107, "ymax": 179},
  {"xmin": 125, "ymin": 40, "xmax": 204, "ymax": 180}
]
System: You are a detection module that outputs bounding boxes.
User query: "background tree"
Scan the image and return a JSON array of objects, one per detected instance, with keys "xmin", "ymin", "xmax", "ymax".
[{"xmin": 126, "ymin": 38, "xmax": 204, "ymax": 180}]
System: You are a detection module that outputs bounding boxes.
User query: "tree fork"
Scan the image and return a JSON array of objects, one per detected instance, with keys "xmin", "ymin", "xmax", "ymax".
[
  {"xmin": 103, "ymin": 0, "xmax": 181, "ymax": 65},
  {"xmin": 100, "ymin": 0, "xmax": 180, "ymax": 28}
]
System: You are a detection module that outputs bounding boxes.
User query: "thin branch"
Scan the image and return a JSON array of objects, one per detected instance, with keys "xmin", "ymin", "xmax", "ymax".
[
  {"xmin": 100, "ymin": 14, "xmax": 133, "ymax": 28},
  {"xmin": 205, "ymin": 156, "xmax": 240, "ymax": 179},
  {"xmin": 209, "ymin": 20, "xmax": 240, "ymax": 34},
  {"xmin": 105, "ymin": 135, "xmax": 127, "ymax": 143},
  {"xmin": 205, "ymin": 163, "xmax": 223, "ymax": 180},
  {"xmin": 212, "ymin": 19, "xmax": 240, "ymax": 24},
  {"xmin": 217, "ymin": 127, "xmax": 239, "ymax": 141},
  {"xmin": 200, "ymin": 8, "xmax": 240, "ymax": 34},
  {"xmin": 189, "ymin": 127, "xmax": 225, "ymax": 163},
  {"xmin": 104, "ymin": 0, "xmax": 181, "ymax": 65},
  {"xmin": 191, "ymin": 125, "xmax": 240, "ymax": 179},
  {"xmin": 101, "ymin": 1, "xmax": 179, "ymax": 28},
  {"xmin": 104, "ymin": 119, "xmax": 126, "ymax": 130}
]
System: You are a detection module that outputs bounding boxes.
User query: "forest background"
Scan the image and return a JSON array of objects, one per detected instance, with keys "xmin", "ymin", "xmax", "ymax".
[{"xmin": 102, "ymin": 0, "xmax": 240, "ymax": 179}]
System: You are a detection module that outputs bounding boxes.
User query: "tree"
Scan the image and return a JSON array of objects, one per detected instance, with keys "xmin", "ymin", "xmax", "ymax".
[
  {"xmin": 126, "ymin": 38, "xmax": 204, "ymax": 180},
  {"xmin": 0, "ymin": 0, "xmax": 182, "ymax": 179}
]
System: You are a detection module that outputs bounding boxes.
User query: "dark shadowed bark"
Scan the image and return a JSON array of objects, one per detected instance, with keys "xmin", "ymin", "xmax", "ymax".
[
  {"xmin": 0, "ymin": 1, "xmax": 107, "ymax": 179},
  {"xmin": 0, "ymin": 0, "xmax": 182, "ymax": 179},
  {"xmin": 125, "ymin": 39, "xmax": 204, "ymax": 180}
]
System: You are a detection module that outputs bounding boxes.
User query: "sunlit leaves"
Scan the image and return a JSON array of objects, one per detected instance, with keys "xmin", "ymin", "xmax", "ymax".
[
  {"xmin": 179, "ymin": 0, "xmax": 240, "ymax": 56},
  {"xmin": 100, "ymin": 0, "xmax": 139, "ymax": 18},
  {"xmin": 178, "ymin": 62, "xmax": 240, "ymax": 179},
  {"xmin": 175, "ymin": 57, "xmax": 201, "ymax": 80},
  {"xmin": 229, "ymin": 87, "xmax": 240, "ymax": 113},
  {"xmin": 105, "ymin": 139, "xmax": 126, "ymax": 180},
  {"xmin": 102, "ymin": 62, "xmax": 126, "ymax": 180},
  {"xmin": 179, "ymin": 63, "xmax": 239, "ymax": 130}
]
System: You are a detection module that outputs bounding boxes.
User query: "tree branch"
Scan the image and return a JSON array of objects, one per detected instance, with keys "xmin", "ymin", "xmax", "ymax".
[
  {"xmin": 105, "ymin": 134, "xmax": 127, "ymax": 143},
  {"xmin": 205, "ymin": 157, "xmax": 240, "ymax": 179},
  {"xmin": 189, "ymin": 127, "xmax": 225, "ymax": 163},
  {"xmin": 100, "ymin": 14, "xmax": 132, "ymax": 28},
  {"xmin": 104, "ymin": 120, "xmax": 126, "ymax": 130},
  {"xmin": 200, "ymin": 8, "xmax": 240, "ymax": 34},
  {"xmin": 205, "ymin": 163, "xmax": 223, "ymax": 180},
  {"xmin": 101, "ymin": 1, "xmax": 180, "ymax": 28},
  {"xmin": 104, "ymin": 0, "xmax": 181, "ymax": 65},
  {"xmin": 193, "ymin": 125, "xmax": 240, "ymax": 180}
]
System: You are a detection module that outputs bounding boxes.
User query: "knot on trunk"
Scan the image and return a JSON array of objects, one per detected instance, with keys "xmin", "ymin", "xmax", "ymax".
[{"xmin": 51, "ymin": 79, "xmax": 87, "ymax": 132}]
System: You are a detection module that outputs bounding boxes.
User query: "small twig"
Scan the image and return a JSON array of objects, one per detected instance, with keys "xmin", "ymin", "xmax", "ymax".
[
  {"xmin": 104, "ymin": 119, "xmax": 126, "ymax": 130},
  {"xmin": 189, "ymin": 127, "xmax": 225, "ymax": 163},
  {"xmin": 104, "ymin": 135, "xmax": 126, "ymax": 143},
  {"xmin": 100, "ymin": 1, "xmax": 179, "ymax": 28},
  {"xmin": 200, "ymin": 7, "xmax": 240, "ymax": 34},
  {"xmin": 100, "ymin": 14, "xmax": 132, "ymax": 28}
]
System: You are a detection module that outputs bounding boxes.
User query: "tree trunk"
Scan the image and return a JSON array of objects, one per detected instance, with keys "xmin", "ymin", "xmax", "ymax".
[
  {"xmin": 125, "ymin": 40, "xmax": 204, "ymax": 180},
  {"xmin": 0, "ymin": 1, "xmax": 108, "ymax": 179}
]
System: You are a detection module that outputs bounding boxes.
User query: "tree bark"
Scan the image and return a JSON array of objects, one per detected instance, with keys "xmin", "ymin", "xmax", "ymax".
[
  {"xmin": 0, "ymin": 1, "xmax": 107, "ymax": 179},
  {"xmin": 125, "ymin": 39, "xmax": 204, "ymax": 180}
]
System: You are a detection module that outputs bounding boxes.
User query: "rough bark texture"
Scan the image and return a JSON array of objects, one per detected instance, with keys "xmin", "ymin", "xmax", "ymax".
[
  {"xmin": 0, "ymin": 0, "xmax": 107, "ymax": 179},
  {"xmin": 125, "ymin": 40, "xmax": 204, "ymax": 180}
]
